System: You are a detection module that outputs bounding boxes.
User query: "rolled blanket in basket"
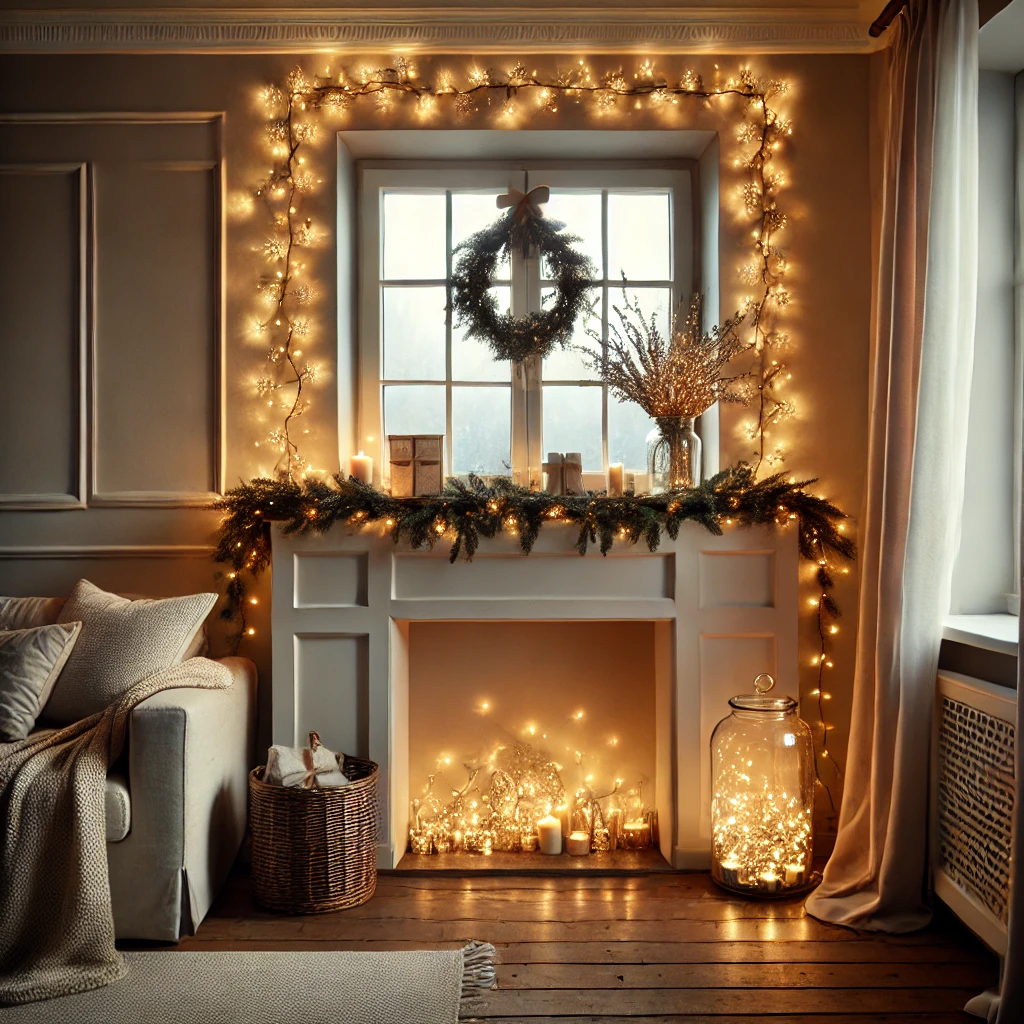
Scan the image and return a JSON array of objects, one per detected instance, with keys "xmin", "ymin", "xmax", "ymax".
[{"xmin": 265, "ymin": 731, "xmax": 350, "ymax": 789}]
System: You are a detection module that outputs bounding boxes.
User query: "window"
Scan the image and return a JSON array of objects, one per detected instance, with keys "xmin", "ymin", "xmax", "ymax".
[{"xmin": 359, "ymin": 165, "xmax": 693, "ymax": 488}]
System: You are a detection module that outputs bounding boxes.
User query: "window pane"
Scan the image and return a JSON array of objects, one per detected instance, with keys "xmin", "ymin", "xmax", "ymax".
[
  {"xmin": 383, "ymin": 192, "xmax": 446, "ymax": 280},
  {"xmin": 383, "ymin": 385, "xmax": 446, "ymax": 442},
  {"xmin": 542, "ymin": 287, "xmax": 601, "ymax": 381},
  {"xmin": 543, "ymin": 385, "xmax": 603, "ymax": 472},
  {"xmin": 542, "ymin": 191, "xmax": 602, "ymax": 278},
  {"xmin": 606, "ymin": 285, "xmax": 672, "ymax": 342},
  {"xmin": 452, "ymin": 286, "xmax": 511, "ymax": 382},
  {"xmin": 452, "ymin": 386, "xmax": 511, "ymax": 475},
  {"xmin": 382, "ymin": 286, "xmax": 446, "ymax": 380},
  {"xmin": 607, "ymin": 192, "xmax": 671, "ymax": 282},
  {"xmin": 452, "ymin": 192, "xmax": 509, "ymax": 278},
  {"xmin": 608, "ymin": 399, "xmax": 657, "ymax": 473}
]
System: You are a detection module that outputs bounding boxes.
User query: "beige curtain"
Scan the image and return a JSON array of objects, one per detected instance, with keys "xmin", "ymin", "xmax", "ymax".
[{"xmin": 805, "ymin": 0, "xmax": 978, "ymax": 931}]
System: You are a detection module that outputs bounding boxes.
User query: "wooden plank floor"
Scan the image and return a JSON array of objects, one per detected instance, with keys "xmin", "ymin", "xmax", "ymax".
[{"xmin": 169, "ymin": 867, "xmax": 998, "ymax": 1021}]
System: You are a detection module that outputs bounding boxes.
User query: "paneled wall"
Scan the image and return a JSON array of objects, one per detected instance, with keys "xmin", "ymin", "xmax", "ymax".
[{"xmin": 1, "ymin": 117, "xmax": 223, "ymax": 509}]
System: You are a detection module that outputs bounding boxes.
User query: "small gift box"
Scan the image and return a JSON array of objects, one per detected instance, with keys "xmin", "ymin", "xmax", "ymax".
[{"xmin": 388, "ymin": 434, "xmax": 445, "ymax": 497}]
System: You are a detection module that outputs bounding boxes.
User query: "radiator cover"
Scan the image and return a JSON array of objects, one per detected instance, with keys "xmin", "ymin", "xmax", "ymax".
[{"xmin": 934, "ymin": 672, "xmax": 1016, "ymax": 954}]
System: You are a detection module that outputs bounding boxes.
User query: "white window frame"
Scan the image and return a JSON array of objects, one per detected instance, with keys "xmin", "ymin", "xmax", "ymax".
[{"xmin": 358, "ymin": 162, "xmax": 694, "ymax": 489}]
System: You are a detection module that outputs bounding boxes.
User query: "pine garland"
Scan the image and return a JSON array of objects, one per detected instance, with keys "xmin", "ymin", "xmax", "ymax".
[
  {"xmin": 450, "ymin": 208, "xmax": 595, "ymax": 363},
  {"xmin": 212, "ymin": 465, "xmax": 854, "ymax": 646}
]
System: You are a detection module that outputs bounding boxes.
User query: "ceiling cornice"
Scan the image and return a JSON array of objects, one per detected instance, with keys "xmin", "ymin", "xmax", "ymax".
[{"xmin": 0, "ymin": 7, "xmax": 884, "ymax": 55}]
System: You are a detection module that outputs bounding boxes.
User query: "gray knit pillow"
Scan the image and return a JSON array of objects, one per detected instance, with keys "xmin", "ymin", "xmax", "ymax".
[
  {"xmin": 0, "ymin": 622, "xmax": 82, "ymax": 741},
  {"xmin": 43, "ymin": 580, "xmax": 216, "ymax": 725}
]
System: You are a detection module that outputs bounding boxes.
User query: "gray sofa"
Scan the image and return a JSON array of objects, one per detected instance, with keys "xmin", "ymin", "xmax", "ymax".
[{"xmin": 102, "ymin": 656, "xmax": 256, "ymax": 942}]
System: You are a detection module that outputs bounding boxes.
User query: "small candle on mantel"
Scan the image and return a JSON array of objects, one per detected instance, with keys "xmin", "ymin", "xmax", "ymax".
[
  {"xmin": 607, "ymin": 462, "xmax": 624, "ymax": 497},
  {"xmin": 350, "ymin": 451, "xmax": 373, "ymax": 485},
  {"xmin": 537, "ymin": 815, "xmax": 562, "ymax": 855}
]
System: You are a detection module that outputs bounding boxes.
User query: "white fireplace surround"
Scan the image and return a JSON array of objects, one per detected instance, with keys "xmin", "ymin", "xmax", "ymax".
[{"xmin": 271, "ymin": 522, "xmax": 798, "ymax": 869}]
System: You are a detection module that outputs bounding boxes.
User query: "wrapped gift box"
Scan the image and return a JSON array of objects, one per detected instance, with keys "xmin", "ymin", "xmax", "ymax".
[{"xmin": 388, "ymin": 435, "xmax": 444, "ymax": 496}]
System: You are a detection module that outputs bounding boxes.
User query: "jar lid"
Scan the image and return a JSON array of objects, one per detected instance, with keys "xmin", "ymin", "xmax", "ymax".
[{"xmin": 729, "ymin": 672, "xmax": 797, "ymax": 713}]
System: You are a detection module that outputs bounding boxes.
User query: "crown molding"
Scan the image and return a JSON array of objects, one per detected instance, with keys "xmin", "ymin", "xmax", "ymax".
[{"xmin": 0, "ymin": 7, "xmax": 883, "ymax": 55}]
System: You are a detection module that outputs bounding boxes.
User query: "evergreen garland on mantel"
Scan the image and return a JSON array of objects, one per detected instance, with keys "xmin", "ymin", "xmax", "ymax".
[{"xmin": 213, "ymin": 464, "xmax": 854, "ymax": 645}]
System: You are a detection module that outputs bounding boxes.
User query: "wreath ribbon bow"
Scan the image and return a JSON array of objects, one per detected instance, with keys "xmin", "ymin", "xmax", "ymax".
[{"xmin": 497, "ymin": 185, "xmax": 550, "ymax": 223}]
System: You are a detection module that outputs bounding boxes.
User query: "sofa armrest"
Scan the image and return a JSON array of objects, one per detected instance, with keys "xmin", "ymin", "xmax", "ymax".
[{"xmin": 107, "ymin": 656, "xmax": 256, "ymax": 941}]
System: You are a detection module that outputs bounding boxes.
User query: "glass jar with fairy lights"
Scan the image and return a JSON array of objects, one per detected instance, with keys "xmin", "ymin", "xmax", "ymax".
[{"xmin": 710, "ymin": 672, "xmax": 818, "ymax": 897}]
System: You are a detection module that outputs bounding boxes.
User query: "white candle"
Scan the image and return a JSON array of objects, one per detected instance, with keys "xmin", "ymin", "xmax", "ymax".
[
  {"xmin": 537, "ymin": 815, "xmax": 562, "ymax": 855},
  {"xmin": 759, "ymin": 870, "xmax": 781, "ymax": 893},
  {"xmin": 607, "ymin": 462, "xmax": 624, "ymax": 497},
  {"xmin": 565, "ymin": 831, "xmax": 591, "ymax": 856},
  {"xmin": 350, "ymin": 451, "xmax": 373, "ymax": 485},
  {"xmin": 784, "ymin": 863, "xmax": 805, "ymax": 887},
  {"xmin": 719, "ymin": 858, "xmax": 741, "ymax": 887}
]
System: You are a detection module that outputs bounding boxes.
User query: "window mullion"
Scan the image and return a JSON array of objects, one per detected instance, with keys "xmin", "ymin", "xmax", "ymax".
[
  {"xmin": 601, "ymin": 189, "xmax": 610, "ymax": 474},
  {"xmin": 445, "ymin": 190, "xmax": 454, "ymax": 478}
]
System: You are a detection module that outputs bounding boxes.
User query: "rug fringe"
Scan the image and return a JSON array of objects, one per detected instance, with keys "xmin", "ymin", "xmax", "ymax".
[{"xmin": 458, "ymin": 940, "xmax": 496, "ymax": 1016}]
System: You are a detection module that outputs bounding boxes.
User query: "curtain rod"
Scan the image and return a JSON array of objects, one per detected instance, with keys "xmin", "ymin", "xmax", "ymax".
[{"xmin": 869, "ymin": 0, "xmax": 910, "ymax": 36}]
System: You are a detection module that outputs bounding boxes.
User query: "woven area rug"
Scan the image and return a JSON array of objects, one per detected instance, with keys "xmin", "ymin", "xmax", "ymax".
[{"xmin": 0, "ymin": 943, "xmax": 496, "ymax": 1024}]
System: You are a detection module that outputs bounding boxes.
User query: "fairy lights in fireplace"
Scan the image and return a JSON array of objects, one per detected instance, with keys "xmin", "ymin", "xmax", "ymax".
[{"xmin": 407, "ymin": 712, "xmax": 655, "ymax": 857}]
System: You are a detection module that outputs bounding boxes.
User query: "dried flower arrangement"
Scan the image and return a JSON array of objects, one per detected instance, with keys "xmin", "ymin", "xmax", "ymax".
[{"xmin": 581, "ymin": 290, "xmax": 751, "ymax": 418}]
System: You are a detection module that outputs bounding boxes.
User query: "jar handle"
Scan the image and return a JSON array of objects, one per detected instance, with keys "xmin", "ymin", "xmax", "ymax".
[{"xmin": 752, "ymin": 672, "xmax": 775, "ymax": 694}]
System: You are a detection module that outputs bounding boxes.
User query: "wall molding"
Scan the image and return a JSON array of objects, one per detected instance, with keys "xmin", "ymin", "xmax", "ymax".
[
  {"xmin": 0, "ymin": 115, "xmax": 227, "ymax": 511},
  {"xmin": 0, "ymin": 544, "xmax": 216, "ymax": 559},
  {"xmin": 0, "ymin": 161, "xmax": 89, "ymax": 510},
  {"xmin": 80, "ymin": 118, "xmax": 226, "ymax": 508},
  {"xmin": 0, "ymin": 7, "xmax": 883, "ymax": 55}
]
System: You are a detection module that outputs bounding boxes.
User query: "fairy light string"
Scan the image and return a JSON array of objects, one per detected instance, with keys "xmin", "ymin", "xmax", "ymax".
[{"xmin": 238, "ymin": 58, "xmax": 846, "ymax": 812}]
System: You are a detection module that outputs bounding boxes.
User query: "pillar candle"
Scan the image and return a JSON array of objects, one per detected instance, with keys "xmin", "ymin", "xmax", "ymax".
[
  {"xmin": 784, "ymin": 863, "xmax": 805, "ymax": 887},
  {"xmin": 554, "ymin": 803, "xmax": 572, "ymax": 839},
  {"xmin": 537, "ymin": 815, "xmax": 562, "ymax": 855},
  {"xmin": 607, "ymin": 463, "xmax": 624, "ymax": 497},
  {"xmin": 607, "ymin": 808, "xmax": 622, "ymax": 851},
  {"xmin": 350, "ymin": 451, "xmax": 373, "ymax": 485},
  {"xmin": 565, "ymin": 831, "xmax": 591, "ymax": 856}
]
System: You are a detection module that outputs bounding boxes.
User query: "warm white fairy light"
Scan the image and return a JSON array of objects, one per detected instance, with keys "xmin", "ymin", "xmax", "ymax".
[
  {"xmin": 713, "ymin": 774, "xmax": 813, "ymax": 891},
  {"xmin": 407, "ymin": 703, "xmax": 651, "ymax": 856}
]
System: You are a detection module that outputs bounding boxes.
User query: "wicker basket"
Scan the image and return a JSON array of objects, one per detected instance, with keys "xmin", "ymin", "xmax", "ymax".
[{"xmin": 249, "ymin": 737, "xmax": 379, "ymax": 914}]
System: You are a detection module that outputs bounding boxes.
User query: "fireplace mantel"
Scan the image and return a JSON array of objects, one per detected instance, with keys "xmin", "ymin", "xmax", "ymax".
[{"xmin": 271, "ymin": 522, "xmax": 798, "ymax": 868}]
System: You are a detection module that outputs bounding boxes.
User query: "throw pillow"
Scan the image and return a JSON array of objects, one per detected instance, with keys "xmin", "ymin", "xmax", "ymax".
[
  {"xmin": 0, "ymin": 595, "xmax": 68, "ymax": 631},
  {"xmin": 0, "ymin": 622, "xmax": 82, "ymax": 741},
  {"xmin": 43, "ymin": 579, "xmax": 216, "ymax": 725}
]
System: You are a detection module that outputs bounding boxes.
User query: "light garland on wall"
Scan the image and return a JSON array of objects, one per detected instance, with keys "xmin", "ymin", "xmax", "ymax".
[
  {"xmin": 238, "ymin": 57, "xmax": 843, "ymax": 811},
  {"xmin": 249, "ymin": 59, "xmax": 794, "ymax": 479}
]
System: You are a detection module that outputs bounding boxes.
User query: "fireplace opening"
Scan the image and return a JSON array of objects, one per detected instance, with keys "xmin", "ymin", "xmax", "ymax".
[{"xmin": 399, "ymin": 619, "xmax": 673, "ymax": 870}]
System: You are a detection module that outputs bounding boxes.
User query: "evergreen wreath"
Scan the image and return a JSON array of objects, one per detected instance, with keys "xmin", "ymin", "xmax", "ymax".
[{"xmin": 450, "ymin": 194, "xmax": 596, "ymax": 363}]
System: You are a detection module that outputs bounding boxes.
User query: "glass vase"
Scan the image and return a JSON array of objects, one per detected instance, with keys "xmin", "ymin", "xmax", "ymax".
[
  {"xmin": 645, "ymin": 416, "xmax": 702, "ymax": 493},
  {"xmin": 709, "ymin": 672, "xmax": 818, "ymax": 898}
]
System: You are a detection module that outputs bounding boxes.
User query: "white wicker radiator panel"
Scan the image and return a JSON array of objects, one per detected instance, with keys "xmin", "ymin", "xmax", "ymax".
[{"xmin": 937, "ymin": 695, "xmax": 1015, "ymax": 925}]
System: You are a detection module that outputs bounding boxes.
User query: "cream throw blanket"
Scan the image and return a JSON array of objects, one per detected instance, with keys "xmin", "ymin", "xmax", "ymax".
[{"xmin": 0, "ymin": 658, "xmax": 231, "ymax": 1006}]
